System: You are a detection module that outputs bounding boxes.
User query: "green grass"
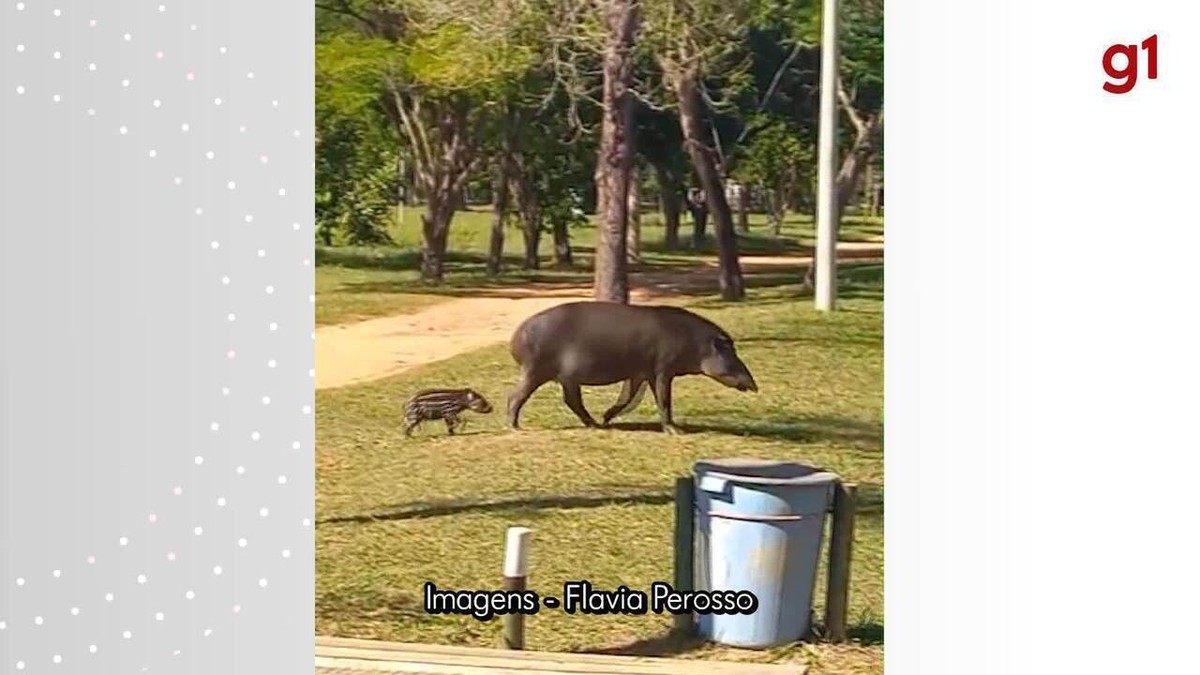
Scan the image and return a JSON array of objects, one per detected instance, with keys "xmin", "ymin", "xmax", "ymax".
[
  {"xmin": 315, "ymin": 266, "xmax": 884, "ymax": 674},
  {"xmin": 315, "ymin": 206, "xmax": 884, "ymax": 326}
]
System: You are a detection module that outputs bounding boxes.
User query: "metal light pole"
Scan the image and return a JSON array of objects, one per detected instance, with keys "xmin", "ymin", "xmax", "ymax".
[{"xmin": 814, "ymin": 0, "xmax": 841, "ymax": 311}]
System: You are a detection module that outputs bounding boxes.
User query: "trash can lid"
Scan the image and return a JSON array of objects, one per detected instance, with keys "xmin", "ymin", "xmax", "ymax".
[{"xmin": 693, "ymin": 457, "xmax": 840, "ymax": 486}]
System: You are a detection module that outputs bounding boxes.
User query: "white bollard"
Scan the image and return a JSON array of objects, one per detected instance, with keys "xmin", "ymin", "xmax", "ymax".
[{"xmin": 502, "ymin": 527, "xmax": 533, "ymax": 649}]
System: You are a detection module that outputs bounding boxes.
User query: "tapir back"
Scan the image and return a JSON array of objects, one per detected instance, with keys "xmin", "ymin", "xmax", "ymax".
[{"xmin": 509, "ymin": 302, "xmax": 726, "ymax": 381}]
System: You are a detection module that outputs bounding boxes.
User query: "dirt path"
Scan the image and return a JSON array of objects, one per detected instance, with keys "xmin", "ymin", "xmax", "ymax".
[{"xmin": 316, "ymin": 244, "xmax": 882, "ymax": 390}]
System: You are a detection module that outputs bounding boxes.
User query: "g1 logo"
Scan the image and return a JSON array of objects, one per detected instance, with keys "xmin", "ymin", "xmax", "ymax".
[{"xmin": 1103, "ymin": 34, "xmax": 1158, "ymax": 95}]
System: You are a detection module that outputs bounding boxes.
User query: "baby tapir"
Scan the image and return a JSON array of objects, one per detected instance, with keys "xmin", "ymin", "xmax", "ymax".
[
  {"xmin": 403, "ymin": 388, "xmax": 493, "ymax": 437},
  {"xmin": 506, "ymin": 301, "xmax": 757, "ymax": 434}
]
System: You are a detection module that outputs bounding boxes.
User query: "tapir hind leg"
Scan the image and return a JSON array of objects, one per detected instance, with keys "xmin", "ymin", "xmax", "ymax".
[
  {"xmin": 561, "ymin": 382, "xmax": 599, "ymax": 428},
  {"xmin": 601, "ymin": 379, "xmax": 647, "ymax": 426},
  {"xmin": 506, "ymin": 368, "xmax": 550, "ymax": 430}
]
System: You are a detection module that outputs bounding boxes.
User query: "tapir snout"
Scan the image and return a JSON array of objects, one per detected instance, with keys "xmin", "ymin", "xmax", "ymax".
[
  {"xmin": 465, "ymin": 390, "xmax": 494, "ymax": 414},
  {"xmin": 701, "ymin": 338, "xmax": 758, "ymax": 393},
  {"xmin": 719, "ymin": 371, "xmax": 758, "ymax": 392}
]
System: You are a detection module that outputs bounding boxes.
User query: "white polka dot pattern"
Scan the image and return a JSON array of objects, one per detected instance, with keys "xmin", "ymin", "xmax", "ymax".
[{"xmin": 1, "ymin": 2, "xmax": 313, "ymax": 673}]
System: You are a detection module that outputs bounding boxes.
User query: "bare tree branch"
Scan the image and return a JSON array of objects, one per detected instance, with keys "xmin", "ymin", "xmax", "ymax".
[
  {"xmin": 733, "ymin": 40, "xmax": 806, "ymax": 148},
  {"xmin": 389, "ymin": 86, "xmax": 434, "ymax": 189},
  {"xmin": 710, "ymin": 124, "xmax": 727, "ymax": 174},
  {"xmin": 630, "ymin": 87, "xmax": 671, "ymax": 112},
  {"xmin": 837, "ymin": 78, "xmax": 866, "ymax": 134}
]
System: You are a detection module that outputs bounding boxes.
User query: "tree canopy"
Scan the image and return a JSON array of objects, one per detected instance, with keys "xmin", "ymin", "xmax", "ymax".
[{"xmin": 315, "ymin": 0, "xmax": 884, "ymax": 291}]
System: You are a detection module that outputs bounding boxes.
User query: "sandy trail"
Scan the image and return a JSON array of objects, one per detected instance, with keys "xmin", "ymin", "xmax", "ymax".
[{"xmin": 316, "ymin": 244, "xmax": 882, "ymax": 390}]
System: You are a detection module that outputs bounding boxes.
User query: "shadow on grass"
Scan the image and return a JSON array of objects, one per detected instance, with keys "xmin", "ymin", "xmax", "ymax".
[
  {"xmin": 584, "ymin": 632, "xmax": 710, "ymax": 658},
  {"xmin": 856, "ymin": 482, "xmax": 883, "ymax": 517},
  {"xmin": 679, "ymin": 263, "xmax": 883, "ymax": 308},
  {"xmin": 318, "ymin": 234, "xmax": 814, "ymax": 274},
  {"xmin": 315, "ymin": 587, "xmax": 426, "ymax": 623},
  {"xmin": 317, "ymin": 246, "xmax": 428, "ymax": 271},
  {"xmin": 808, "ymin": 619, "xmax": 886, "ymax": 645},
  {"xmin": 735, "ymin": 329, "xmax": 882, "ymax": 348},
  {"xmin": 583, "ymin": 618, "xmax": 883, "ymax": 658},
  {"xmin": 320, "ymin": 236, "xmax": 882, "ymax": 308},
  {"xmin": 320, "ymin": 488, "xmax": 674, "ymax": 525},
  {"xmin": 341, "ymin": 279, "xmax": 594, "ymax": 301},
  {"xmin": 598, "ymin": 415, "xmax": 880, "ymax": 448},
  {"xmin": 327, "ymin": 258, "xmax": 838, "ymax": 301},
  {"xmin": 639, "ymin": 233, "xmax": 810, "ymax": 258},
  {"xmin": 848, "ymin": 621, "xmax": 885, "ymax": 646}
]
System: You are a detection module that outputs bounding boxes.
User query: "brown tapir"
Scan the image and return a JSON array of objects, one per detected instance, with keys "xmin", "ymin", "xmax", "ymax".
[{"xmin": 506, "ymin": 301, "xmax": 758, "ymax": 434}]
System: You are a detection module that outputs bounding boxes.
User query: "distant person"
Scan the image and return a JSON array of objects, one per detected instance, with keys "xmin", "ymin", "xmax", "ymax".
[{"xmin": 687, "ymin": 187, "xmax": 708, "ymax": 248}]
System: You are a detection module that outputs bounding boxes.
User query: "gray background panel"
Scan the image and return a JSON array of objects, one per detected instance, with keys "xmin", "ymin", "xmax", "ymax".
[{"xmin": 2, "ymin": 1, "xmax": 314, "ymax": 672}]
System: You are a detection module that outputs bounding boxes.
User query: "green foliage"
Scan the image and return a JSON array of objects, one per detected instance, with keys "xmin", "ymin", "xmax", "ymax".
[
  {"xmin": 314, "ymin": 2, "xmax": 541, "ymax": 250},
  {"xmin": 316, "ymin": 115, "xmax": 398, "ymax": 246},
  {"xmin": 401, "ymin": 21, "xmax": 534, "ymax": 97},
  {"xmin": 841, "ymin": 0, "xmax": 883, "ymax": 114},
  {"xmin": 734, "ymin": 115, "xmax": 812, "ymax": 189},
  {"xmin": 315, "ymin": 27, "xmax": 401, "ymax": 245},
  {"xmin": 760, "ymin": 0, "xmax": 882, "ymax": 101},
  {"xmin": 541, "ymin": 188, "xmax": 589, "ymax": 233},
  {"xmin": 512, "ymin": 89, "xmax": 595, "ymax": 233},
  {"xmin": 641, "ymin": 0, "xmax": 759, "ymax": 63},
  {"xmin": 316, "ymin": 33, "xmax": 398, "ymax": 118}
]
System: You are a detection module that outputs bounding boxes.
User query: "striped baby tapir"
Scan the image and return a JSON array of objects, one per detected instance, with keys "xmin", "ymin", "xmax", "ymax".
[{"xmin": 402, "ymin": 388, "xmax": 493, "ymax": 437}]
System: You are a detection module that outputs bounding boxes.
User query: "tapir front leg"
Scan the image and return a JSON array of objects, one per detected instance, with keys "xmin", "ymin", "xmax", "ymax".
[{"xmin": 651, "ymin": 374, "xmax": 682, "ymax": 435}]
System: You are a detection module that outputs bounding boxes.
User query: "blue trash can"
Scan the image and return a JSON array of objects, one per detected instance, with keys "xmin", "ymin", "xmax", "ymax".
[{"xmin": 693, "ymin": 458, "xmax": 839, "ymax": 648}]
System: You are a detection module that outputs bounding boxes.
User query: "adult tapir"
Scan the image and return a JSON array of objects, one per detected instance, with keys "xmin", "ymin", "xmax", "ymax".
[{"xmin": 506, "ymin": 301, "xmax": 758, "ymax": 434}]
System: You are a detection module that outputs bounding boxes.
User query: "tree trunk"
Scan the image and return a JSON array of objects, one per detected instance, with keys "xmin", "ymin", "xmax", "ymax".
[
  {"xmin": 487, "ymin": 157, "xmax": 510, "ymax": 276},
  {"xmin": 803, "ymin": 108, "xmax": 882, "ymax": 290},
  {"xmin": 654, "ymin": 162, "xmax": 682, "ymax": 249},
  {"xmin": 626, "ymin": 163, "xmax": 641, "ymax": 264},
  {"xmin": 770, "ymin": 181, "xmax": 786, "ymax": 237},
  {"xmin": 594, "ymin": 159, "xmax": 608, "ymax": 225},
  {"xmin": 864, "ymin": 163, "xmax": 877, "ymax": 217},
  {"xmin": 421, "ymin": 195, "xmax": 455, "ymax": 282},
  {"xmin": 514, "ymin": 174, "xmax": 541, "ymax": 270},
  {"xmin": 835, "ymin": 110, "xmax": 884, "ymax": 215},
  {"xmin": 387, "ymin": 91, "xmax": 478, "ymax": 284},
  {"xmin": 396, "ymin": 156, "xmax": 407, "ymax": 229},
  {"xmin": 674, "ymin": 68, "xmax": 744, "ymax": 301},
  {"xmin": 733, "ymin": 182, "xmax": 750, "ymax": 232},
  {"xmin": 522, "ymin": 217, "xmax": 541, "ymax": 270},
  {"xmin": 593, "ymin": 0, "xmax": 638, "ymax": 304},
  {"xmin": 553, "ymin": 219, "xmax": 573, "ymax": 265}
]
